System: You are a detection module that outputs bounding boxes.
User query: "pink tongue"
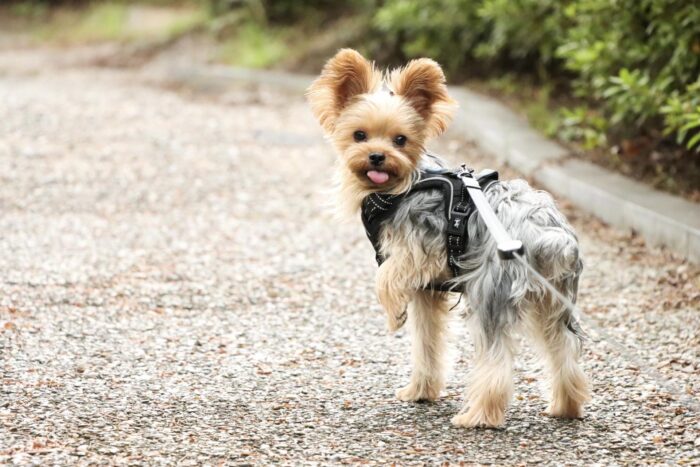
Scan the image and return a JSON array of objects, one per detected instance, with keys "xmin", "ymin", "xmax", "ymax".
[{"xmin": 367, "ymin": 170, "xmax": 389, "ymax": 184}]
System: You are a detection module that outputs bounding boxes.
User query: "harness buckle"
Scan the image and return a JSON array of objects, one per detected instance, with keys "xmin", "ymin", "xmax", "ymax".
[
  {"xmin": 455, "ymin": 165, "xmax": 481, "ymax": 189},
  {"xmin": 456, "ymin": 164, "xmax": 474, "ymax": 176}
]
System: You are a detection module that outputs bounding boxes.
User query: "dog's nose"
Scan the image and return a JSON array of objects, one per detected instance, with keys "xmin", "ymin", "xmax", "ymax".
[{"xmin": 369, "ymin": 153, "xmax": 385, "ymax": 166}]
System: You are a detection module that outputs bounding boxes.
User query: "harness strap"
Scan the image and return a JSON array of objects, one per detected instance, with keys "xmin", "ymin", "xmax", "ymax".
[{"xmin": 361, "ymin": 165, "xmax": 499, "ymax": 292}]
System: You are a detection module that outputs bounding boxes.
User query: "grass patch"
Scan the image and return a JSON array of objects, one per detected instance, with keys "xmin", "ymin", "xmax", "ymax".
[
  {"xmin": 9, "ymin": 1, "xmax": 49, "ymax": 19},
  {"xmin": 165, "ymin": 8, "xmax": 208, "ymax": 38},
  {"xmin": 71, "ymin": 3, "xmax": 129, "ymax": 42},
  {"xmin": 217, "ymin": 22, "xmax": 288, "ymax": 69},
  {"xmin": 214, "ymin": 12, "xmax": 368, "ymax": 72},
  {"xmin": 16, "ymin": 2, "xmax": 208, "ymax": 45}
]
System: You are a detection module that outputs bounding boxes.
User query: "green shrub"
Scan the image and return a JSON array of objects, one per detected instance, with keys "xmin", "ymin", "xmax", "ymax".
[
  {"xmin": 474, "ymin": 0, "xmax": 569, "ymax": 71},
  {"xmin": 373, "ymin": 0, "xmax": 487, "ymax": 74},
  {"xmin": 556, "ymin": 0, "xmax": 700, "ymax": 151},
  {"xmin": 372, "ymin": 0, "xmax": 700, "ymax": 154},
  {"xmin": 373, "ymin": 0, "xmax": 567, "ymax": 75},
  {"xmin": 207, "ymin": 0, "xmax": 370, "ymax": 24},
  {"xmin": 552, "ymin": 106, "xmax": 608, "ymax": 150},
  {"xmin": 261, "ymin": 0, "xmax": 361, "ymax": 24},
  {"xmin": 661, "ymin": 82, "xmax": 700, "ymax": 152}
]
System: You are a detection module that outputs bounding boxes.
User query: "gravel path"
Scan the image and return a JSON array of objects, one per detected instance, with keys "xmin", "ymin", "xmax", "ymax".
[{"xmin": 1, "ymin": 45, "xmax": 699, "ymax": 465}]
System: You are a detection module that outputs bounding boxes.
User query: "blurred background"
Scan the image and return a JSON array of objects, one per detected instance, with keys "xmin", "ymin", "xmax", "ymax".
[{"xmin": 2, "ymin": 0, "xmax": 699, "ymax": 199}]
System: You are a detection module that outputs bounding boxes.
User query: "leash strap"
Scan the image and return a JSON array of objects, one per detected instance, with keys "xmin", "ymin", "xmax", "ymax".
[{"xmin": 455, "ymin": 165, "xmax": 523, "ymax": 260}]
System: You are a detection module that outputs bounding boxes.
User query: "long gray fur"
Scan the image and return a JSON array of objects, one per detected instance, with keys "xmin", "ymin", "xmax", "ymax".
[{"xmin": 382, "ymin": 154, "xmax": 583, "ymax": 345}]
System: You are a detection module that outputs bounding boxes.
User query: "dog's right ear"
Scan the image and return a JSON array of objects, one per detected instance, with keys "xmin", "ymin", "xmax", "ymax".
[{"xmin": 306, "ymin": 49, "xmax": 380, "ymax": 133}]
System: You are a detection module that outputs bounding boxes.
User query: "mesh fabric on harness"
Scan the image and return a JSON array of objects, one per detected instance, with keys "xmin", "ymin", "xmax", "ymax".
[{"xmin": 361, "ymin": 167, "xmax": 499, "ymax": 291}]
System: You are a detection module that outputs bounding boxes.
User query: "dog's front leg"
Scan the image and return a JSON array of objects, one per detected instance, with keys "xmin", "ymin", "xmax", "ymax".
[
  {"xmin": 375, "ymin": 256, "xmax": 415, "ymax": 332},
  {"xmin": 396, "ymin": 290, "xmax": 450, "ymax": 402},
  {"xmin": 375, "ymin": 243, "xmax": 451, "ymax": 401}
]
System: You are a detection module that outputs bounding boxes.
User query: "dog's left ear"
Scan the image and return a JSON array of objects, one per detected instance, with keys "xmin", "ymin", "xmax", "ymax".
[{"xmin": 389, "ymin": 58, "xmax": 457, "ymax": 137}]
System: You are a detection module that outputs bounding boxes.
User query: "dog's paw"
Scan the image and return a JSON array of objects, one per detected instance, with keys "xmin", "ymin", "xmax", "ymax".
[
  {"xmin": 547, "ymin": 399, "xmax": 584, "ymax": 419},
  {"xmin": 451, "ymin": 405, "xmax": 505, "ymax": 428},
  {"xmin": 386, "ymin": 307, "xmax": 407, "ymax": 332},
  {"xmin": 396, "ymin": 382, "xmax": 440, "ymax": 402}
]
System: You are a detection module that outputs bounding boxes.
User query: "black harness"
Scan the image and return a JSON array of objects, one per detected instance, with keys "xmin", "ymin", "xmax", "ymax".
[{"xmin": 361, "ymin": 166, "xmax": 499, "ymax": 292}]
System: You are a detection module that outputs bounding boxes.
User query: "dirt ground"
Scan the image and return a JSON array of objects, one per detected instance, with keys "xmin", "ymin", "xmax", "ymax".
[{"xmin": 1, "ymin": 40, "xmax": 699, "ymax": 465}]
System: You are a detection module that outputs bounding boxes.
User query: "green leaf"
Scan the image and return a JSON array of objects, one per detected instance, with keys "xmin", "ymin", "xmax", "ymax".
[
  {"xmin": 686, "ymin": 132, "xmax": 700, "ymax": 150},
  {"xmin": 679, "ymin": 120, "xmax": 700, "ymax": 133}
]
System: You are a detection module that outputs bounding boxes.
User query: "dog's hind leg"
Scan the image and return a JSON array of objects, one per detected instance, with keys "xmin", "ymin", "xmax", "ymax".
[
  {"xmin": 452, "ymin": 309, "xmax": 517, "ymax": 428},
  {"xmin": 396, "ymin": 290, "xmax": 450, "ymax": 402},
  {"xmin": 525, "ymin": 287, "xmax": 590, "ymax": 419}
]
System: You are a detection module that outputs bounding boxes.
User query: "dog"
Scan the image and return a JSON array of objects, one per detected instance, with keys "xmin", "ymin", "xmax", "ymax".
[{"xmin": 306, "ymin": 49, "xmax": 590, "ymax": 428}]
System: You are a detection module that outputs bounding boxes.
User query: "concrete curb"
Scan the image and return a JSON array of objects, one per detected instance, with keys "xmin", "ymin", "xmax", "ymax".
[{"xmin": 165, "ymin": 65, "xmax": 700, "ymax": 263}]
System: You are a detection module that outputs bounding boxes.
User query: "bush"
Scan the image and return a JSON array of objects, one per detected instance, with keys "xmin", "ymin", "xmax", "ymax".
[
  {"xmin": 373, "ymin": 0, "xmax": 569, "ymax": 75},
  {"xmin": 557, "ymin": 0, "xmax": 700, "ymax": 150},
  {"xmin": 373, "ymin": 0, "xmax": 485, "ymax": 73},
  {"xmin": 261, "ymin": 0, "xmax": 362, "ymax": 24},
  {"xmin": 372, "ymin": 0, "xmax": 700, "ymax": 153},
  {"xmin": 207, "ymin": 0, "xmax": 369, "ymax": 24}
]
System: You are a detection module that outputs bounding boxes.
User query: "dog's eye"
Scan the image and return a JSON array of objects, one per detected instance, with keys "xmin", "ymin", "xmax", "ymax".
[
  {"xmin": 393, "ymin": 135, "xmax": 407, "ymax": 147},
  {"xmin": 353, "ymin": 130, "xmax": 367, "ymax": 142}
]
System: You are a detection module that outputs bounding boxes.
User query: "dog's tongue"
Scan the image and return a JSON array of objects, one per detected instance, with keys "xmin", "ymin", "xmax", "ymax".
[{"xmin": 367, "ymin": 170, "xmax": 389, "ymax": 184}]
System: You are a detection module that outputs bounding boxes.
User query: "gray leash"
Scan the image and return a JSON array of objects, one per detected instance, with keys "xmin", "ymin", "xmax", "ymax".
[{"xmin": 456, "ymin": 165, "xmax": 524, "ymax": 259}]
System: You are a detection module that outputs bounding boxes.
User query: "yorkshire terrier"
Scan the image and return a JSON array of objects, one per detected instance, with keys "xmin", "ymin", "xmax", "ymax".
[{"xmin": 306, "ymin": 49, "xmax": 590, "ymax": 428}]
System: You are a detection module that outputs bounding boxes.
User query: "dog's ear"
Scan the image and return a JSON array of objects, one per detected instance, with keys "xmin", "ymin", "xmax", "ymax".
[
  {"xmin": 389, "ymin": 58, "xmax": 457, "ymax": 137},
  {"xmin": 306, "ymin": 49, "xmax": 381, "ymax": 133}
]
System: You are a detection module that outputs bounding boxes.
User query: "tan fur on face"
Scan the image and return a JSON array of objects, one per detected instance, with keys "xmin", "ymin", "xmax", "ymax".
[
  {"xmin": 333, "ymin": 93, "xmax": 425, "ymax": 206},
  {"xmin": 306, "ymin": 49, "xmax": 458, "ymax": 214}
]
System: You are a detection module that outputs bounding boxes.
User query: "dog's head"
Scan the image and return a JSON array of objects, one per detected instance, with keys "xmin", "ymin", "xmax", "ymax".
[{"xmin": 306, "ymin": 49, "xmax": 457, "ymax": 200}]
